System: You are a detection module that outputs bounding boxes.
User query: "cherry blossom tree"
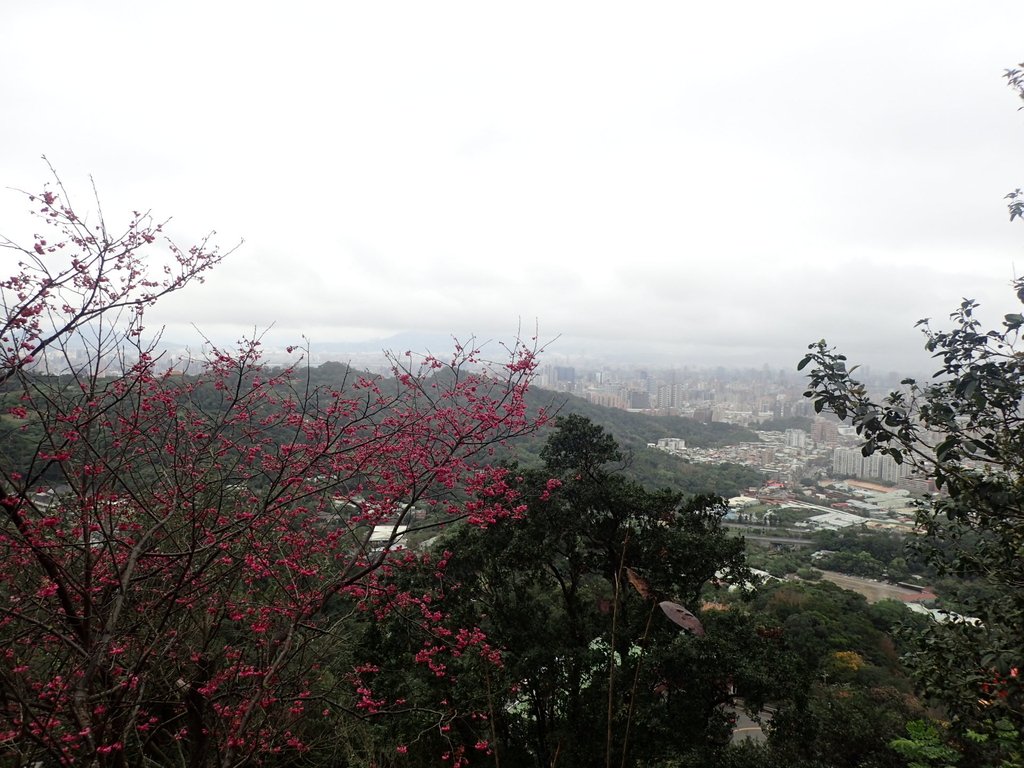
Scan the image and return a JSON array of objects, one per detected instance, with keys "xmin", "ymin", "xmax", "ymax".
[{"xmin": 0, "ymin": 173, "xmax": 545, "ymax": 766}]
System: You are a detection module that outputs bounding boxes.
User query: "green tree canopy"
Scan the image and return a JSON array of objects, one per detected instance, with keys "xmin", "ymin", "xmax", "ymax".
[
  {"xmin": 796, "ymin": 65, "xmax": 1024, "ymax": 766},
  {"xmin": 800, "ymin": 287, "xmax": 1024, "ymax": 764},
  {"xmin": 360, "ymin": 416, "xmax": 767, "ymax": 767}
]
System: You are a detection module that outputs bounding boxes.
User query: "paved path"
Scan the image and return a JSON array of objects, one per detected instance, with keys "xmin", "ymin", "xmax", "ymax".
[
  {"xmin": 728, "ymin": 704, "xmax": 772, "ymax": 744},
  {"xmin": 731, "ymin": 710, "xmax": 767, "ymax": 743}
]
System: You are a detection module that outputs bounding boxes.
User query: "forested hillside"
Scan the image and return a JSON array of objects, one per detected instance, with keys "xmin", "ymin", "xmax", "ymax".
[
  {"xmin": 509, "ymin": 387, "xmax": 763, "ymax": 496},
  {"xmin": 298, "ymin": 365, "xmax": 765, "ymax": 497}
]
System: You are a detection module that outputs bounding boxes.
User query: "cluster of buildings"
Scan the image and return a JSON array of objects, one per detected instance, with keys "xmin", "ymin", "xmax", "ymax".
[
  {"xmin": 729, "ymin": 481, "xmax": 920, "ymax": 533},
  {"xmin": 575, "ymin": 361, "xmax": 943, "ymax": 497},
  {"xmin": 536, "ymin": 362, "xmax": 906, "ymax": 426},
  {"xmin": 660, "ymin": 421, "xmax": 932, "ymax": 495}
]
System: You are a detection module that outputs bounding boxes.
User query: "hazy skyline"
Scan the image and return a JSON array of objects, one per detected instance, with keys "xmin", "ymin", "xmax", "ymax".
[{"xmin": 3, "ymin": 2, "xmax": 1023, "ymax": 374}]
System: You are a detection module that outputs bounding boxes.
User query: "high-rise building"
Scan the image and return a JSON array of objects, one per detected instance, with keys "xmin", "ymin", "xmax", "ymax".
[
  {"xmin": 833, "ymin": 447, "xmax": 910, "ymax": 483},
  {"xmin": 784, "ymin": 429, "xmax": 807, "ymax": 450}
]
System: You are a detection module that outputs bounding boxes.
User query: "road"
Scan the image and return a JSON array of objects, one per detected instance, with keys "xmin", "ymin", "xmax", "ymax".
[
  {"xmin": 730, "ymin": 709, "xmax": 767, "ymax": 744},
  {"xmin": 817, "ymin": 571, "xmax": 936, "ymax": 603}
]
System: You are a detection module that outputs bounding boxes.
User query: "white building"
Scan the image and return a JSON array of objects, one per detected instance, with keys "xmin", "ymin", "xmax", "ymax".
[
  {"xmin": 803, "ymin": 510, "xmax": 872, "ymax": 531},
  {"xmin": 369, "ymin": 524, "xmax": 408, "ymax": 547},
  {"xmin": 653, "ymin": 437, "xmax": 686, "ymax": 455},
  {"xmin": 832, "ymin": 447, "xmax": 911, "ymax": 484},
  {"xmin": 784, "ymin": 428, "xmax": 807, "ymax": 450}
]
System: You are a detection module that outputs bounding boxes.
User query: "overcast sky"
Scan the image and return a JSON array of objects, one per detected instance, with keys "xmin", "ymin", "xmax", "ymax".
[{"xmin": 3, "ymin": 2, "xmax": 1023, "ymax": 373}]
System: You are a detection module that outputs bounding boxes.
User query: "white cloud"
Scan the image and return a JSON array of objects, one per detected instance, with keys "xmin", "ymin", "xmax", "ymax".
[{"xmin": 2, "ymin": 0, "xmax": 1023, "ymax": 373}]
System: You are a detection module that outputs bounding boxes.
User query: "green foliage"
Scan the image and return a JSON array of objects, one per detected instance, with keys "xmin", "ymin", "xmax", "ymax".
[
  {"xmin": 800, "ymin": 252, "xmax": 1024, "ymax": 752},
  {"xmin": 801, "ymin": 287, "xmax": 1024, "ymax": 741},
  {"xmin": 890, "ymin": 720, "xmax": 961, "ymax": 768},
  {"xmin": 751, "ymin": 581, "xmax": 908, "ymax": 683},
  {"xmin": 964, "ymin": 720, "xmax": 1024, "ymax": 768},
  {"xmin": 813, "ymin": 550, "xmax": 887, "ymax": 579},
  {"xmin": 517, "ymin": 390, "xmax": 761, "ymax": 497},
  {"xmin": 769, "ymin": 684, "xmax": 925, "ymax": 768},
  {"xmin": 765, "ymin": 506, "xmax": 816, "ymax": 526},
  {"xmin": 539, "ymin": 412, "xmax": 622, "ymax": 473},
  {"xmin": 364, "ymin": 416, "xmax": 764, "ymax": 767},
  {"xmin": 303, "ymin": 367, "xmax": 765, "ymax": 497},
  {"xmin": 867, "ymin": 599, "xmax": 920, "ymax": 634},
  {"xmin": 698, "ymin": 575, "xmax": 938, "ymax": 768},
  {"xmin": 352, "ymin": 411, "xmax": 938, "ymax": 766},
  {"xmin": 622, "ymin": 450, "xmax": 763, "ymax": 498},
  {"xmin": 747, "ymin": 549, "xmax": 808, "ymax": 578},
  {"xmin": 812, "ymin": 529, "xmax": 908, "ymax": 566}
]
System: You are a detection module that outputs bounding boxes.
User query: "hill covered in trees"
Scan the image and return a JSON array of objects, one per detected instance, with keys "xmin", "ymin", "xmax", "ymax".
[
  {"xmin": 509, "ymin": 387, "xmax": 763, "ymax": 496},
  {"xmin": 304, "ymin": 364, "xmax": 765, "ymax": 497}
]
